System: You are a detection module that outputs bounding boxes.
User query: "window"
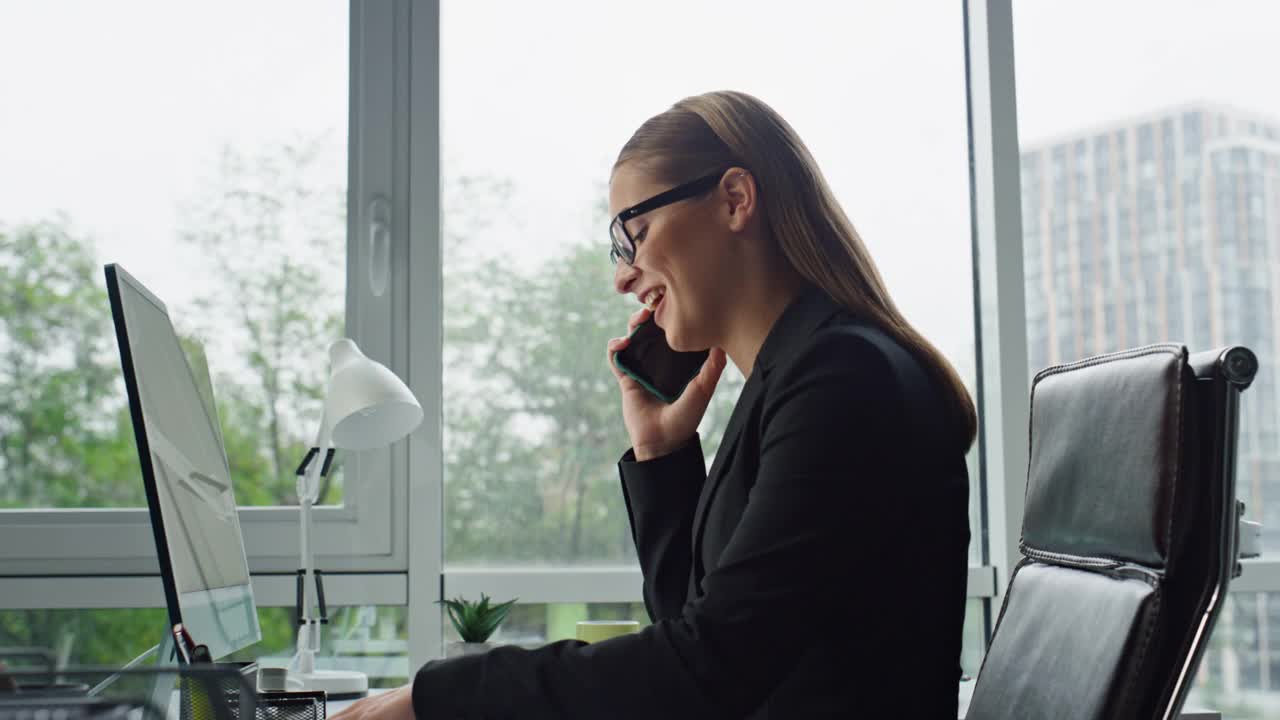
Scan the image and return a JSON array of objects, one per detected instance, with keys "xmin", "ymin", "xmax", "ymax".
[
  {"xmin": 449, "ymin": 603, "xmax": 650, "ymax": 648},
  {"xmin": 439, "ymin": 0, "xmax": 981, "ymax": 568},
  {"xmin": 0, "ymin": 1, "xmax": 348, "ymax": 511},
  {"xmin": 1014, "ymin": 0, "xmax": 1280, "ymax": 710},
  {"xmin": 0, "ymin": 2, "xmax": 406, "ymax": 581}
]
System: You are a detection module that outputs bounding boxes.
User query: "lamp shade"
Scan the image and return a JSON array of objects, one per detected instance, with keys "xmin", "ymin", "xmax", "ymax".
[{"xmin": 324, "ymin": 339, "xmax": 423, "ymax": 451}]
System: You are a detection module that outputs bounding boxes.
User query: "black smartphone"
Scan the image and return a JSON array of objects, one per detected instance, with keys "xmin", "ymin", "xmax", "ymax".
[{"xmin": 613, "ymin": 315, "xmax": 710, "ymax": 403}]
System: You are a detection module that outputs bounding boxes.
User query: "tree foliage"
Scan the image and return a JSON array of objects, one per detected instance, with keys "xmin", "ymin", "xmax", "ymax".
[
  {"xmin": 0, "ymin": 219, "xmax": 141, "ymax": 508},
  {"xmin": 179, "ymin": 139, "xmax": 346, "ymax": 506}
]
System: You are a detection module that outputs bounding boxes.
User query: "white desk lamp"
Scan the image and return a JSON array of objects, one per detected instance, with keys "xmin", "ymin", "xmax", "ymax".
[{"xmin": 288, "ymin": 339, "xmax": 423, "ymax": 697}]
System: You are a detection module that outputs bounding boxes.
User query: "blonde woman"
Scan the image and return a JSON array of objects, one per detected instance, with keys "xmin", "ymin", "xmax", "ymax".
[{"xmin": 335, "ymin": 91, "xmax": 976, "ymax": 719}]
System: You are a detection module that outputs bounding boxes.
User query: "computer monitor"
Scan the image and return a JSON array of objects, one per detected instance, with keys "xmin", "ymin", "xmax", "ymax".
[{"xmin": 105, "ymin": 263, "xmax": 261, "ymax": 661}]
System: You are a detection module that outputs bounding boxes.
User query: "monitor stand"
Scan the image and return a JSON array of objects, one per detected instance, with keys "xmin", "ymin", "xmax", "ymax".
[{"xmin": 88, "ymin": 630, "xmax": 177, "ymax": 720}]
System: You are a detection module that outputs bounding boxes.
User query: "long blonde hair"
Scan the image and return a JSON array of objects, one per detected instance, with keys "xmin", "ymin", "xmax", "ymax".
[{"xmin": 615, "ymin": 90, "xmax": 977, "ymax": 452}]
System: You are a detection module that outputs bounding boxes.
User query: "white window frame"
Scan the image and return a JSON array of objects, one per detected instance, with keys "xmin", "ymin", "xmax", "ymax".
[{"xmin": 0, "ymin": 0, "xmax": 408, "ymax": 578}]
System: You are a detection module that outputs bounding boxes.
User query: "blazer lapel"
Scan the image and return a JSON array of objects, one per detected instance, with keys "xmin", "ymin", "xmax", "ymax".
[
  {"xmin": 687, "ymin": 285, "xmax": 846, "ymax": 585},
  {"xmin": 688, "ymin": 367, "xmax": 765, "ymax": 572}
]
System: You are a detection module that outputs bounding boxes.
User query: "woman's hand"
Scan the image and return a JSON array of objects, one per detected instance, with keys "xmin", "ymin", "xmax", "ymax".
[
  {"xmin": 328, "ymin": 684, "xmax": 415, "ymax": 720},
  {"xmin": 606, "ymin": 306, "xmax": 728, "ymax": 461}
]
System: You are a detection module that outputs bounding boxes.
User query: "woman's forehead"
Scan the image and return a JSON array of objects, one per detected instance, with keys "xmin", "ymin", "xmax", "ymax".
[{"xmin": 608, "ymin": 164, "xmax": 664, "ymax": 217}]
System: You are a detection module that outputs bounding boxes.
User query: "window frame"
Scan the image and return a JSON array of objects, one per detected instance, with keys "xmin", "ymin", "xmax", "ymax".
[{"xmin": 0, "ymin": 0, "xmax": 408, "ymax": 577}]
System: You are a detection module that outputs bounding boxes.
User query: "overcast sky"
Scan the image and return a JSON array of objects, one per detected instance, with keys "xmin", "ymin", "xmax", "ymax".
[{"xmin": 2, "ymin": 0, "xmax": 1277, "ymax": 380}]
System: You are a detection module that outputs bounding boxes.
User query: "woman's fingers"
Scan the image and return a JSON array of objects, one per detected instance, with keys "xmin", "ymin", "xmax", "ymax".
[
  {"xmin": 627, "ymin": 306, "xmax": 651, "ymax": 334},
  {"xmin": 692, "ymin": 347, "xmax": 726, "ymax": 397},
  {"xmin": 606, "ymin": 336, "xmax": 632, "ymax": 383},
  {"xmin": 608, "ymin": 306, "xmax": 650, "ymax": 384},
  {"xmin": 333, "ymin": 685, "xmax": 413, "ymax": 720}
]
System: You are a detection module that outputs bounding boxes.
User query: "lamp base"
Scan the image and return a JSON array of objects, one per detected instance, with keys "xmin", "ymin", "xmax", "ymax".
[{"xmin": 287, "ymin": 669, "xmax": 368, "ymax": 699}]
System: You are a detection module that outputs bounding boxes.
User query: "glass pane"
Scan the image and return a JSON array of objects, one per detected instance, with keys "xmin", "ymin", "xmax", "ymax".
[
  {"xmin": 961, "ymin": 599, "xmax": 987, "ymax": 680},
  {"xmin": 443, "ymin": 603, "xmax": 650, "ymax": 648},
  {"xmin": 0, "ymin": 608, "xmax": 167, "ymax": 668},
  {"xmin": 441, "ymin": 1, "xmax": 980, "ymax": 566},
  {"xmin": 956, "ymin": 598, "xmax": 989, "ymax": 713},
  {"xmin": 235, "ymin": 607, "xmax": 409, "ymax": 689},
  {"xmin": 0, "ymin": 606, "xmax": 408, "ymax": 689},
  {"xmin": 1185, "ymin": 592, "xmax": 1280, "ymax": 718},
  {"xmin": 0, "ymin": 2, "xmax": 349, "ymax": 509},
  {"xmin": 1013, "ymin": 0, "xmax": 1279, "ymax": 553}
]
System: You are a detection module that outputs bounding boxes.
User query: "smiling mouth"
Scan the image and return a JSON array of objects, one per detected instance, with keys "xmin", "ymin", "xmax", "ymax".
[{"xmin": 643, "ymin": 287, "xmax": 666, "ymax": 311}]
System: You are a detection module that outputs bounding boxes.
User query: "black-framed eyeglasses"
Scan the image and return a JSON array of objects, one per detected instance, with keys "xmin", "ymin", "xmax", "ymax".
[{"xmin": 608, "ymin": 170, "xmax": 727, "ymax": 265}]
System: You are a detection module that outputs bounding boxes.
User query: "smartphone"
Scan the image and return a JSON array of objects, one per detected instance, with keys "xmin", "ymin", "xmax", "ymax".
[{"xmin": 613, "ymin": 315, "xmax": 710, "ymax": 403}]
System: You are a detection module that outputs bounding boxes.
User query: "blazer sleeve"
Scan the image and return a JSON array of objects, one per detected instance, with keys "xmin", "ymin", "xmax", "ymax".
[
  {"xmin": 618, "ymin": 433, "xmax": 706, "ymax": 622},
  {"xmin": 412, "ymin": 332, "xmax": 908, "ymax": 720}
]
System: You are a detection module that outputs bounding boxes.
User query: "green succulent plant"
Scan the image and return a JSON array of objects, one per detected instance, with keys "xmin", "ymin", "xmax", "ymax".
[{"xmin": 437, "ymin": 593, "xmax": 518, "ymax": 643}]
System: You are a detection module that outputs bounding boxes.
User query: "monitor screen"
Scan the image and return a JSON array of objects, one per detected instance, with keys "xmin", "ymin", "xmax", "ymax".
[{"xmin": 105, "ymin": 264, "xmax": 261, "ymax": 661}]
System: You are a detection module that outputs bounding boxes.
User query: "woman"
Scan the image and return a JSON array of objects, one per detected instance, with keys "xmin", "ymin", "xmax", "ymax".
[{"xmin": 334, "ymin": 90, "xmax": 975, "ymax": 719}]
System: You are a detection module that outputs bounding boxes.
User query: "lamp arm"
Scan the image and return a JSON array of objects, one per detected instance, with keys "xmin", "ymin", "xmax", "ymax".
[
  {"xmin": 292, "ymin": 408, "xmax": 334, "ymax": 676},
  {"xmin": 292, "ymin": 456, "xmax": 322, "ymax": 675}
]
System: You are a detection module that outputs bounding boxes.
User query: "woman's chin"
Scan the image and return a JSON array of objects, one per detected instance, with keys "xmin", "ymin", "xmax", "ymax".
[
  {"xmin": 659, "ymin": 311, "xmax": 698, "ymax": 353},
  {"xmin": 663, "ymin": 327, "xmax": 692, "ymax": 353}
]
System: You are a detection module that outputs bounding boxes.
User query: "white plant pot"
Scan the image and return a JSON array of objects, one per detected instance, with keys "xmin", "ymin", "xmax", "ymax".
[{"xmin": 446, "ymin": 641, "xmax": 495, "ymax": 658}]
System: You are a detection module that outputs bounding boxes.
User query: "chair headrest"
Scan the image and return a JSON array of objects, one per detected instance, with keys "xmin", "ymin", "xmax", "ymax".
[{"xmin": 1021, "ymin": 344, "xmax": 1191, "ymax": 571}]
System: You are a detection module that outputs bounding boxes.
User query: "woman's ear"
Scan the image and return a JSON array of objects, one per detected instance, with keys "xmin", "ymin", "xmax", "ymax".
[{"xmin": 721, "ymin": 168, "xmax": 757, "ymax": 232}]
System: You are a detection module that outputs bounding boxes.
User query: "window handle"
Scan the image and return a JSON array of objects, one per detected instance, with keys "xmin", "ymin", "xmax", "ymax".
[{"xmin": 367, "ymin": 195, "xmax": 391, "ymax": 297}]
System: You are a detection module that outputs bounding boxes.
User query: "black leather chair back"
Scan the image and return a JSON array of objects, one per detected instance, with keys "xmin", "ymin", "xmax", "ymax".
[{"xmin": 967, "ymin": 343, "xmax": 1258, "ymax": 720}]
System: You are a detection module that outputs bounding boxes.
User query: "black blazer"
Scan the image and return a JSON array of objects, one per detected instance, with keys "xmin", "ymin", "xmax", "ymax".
[{"xmin": 413, "ymin": 286, "xmax": 971, "ymax": 719}]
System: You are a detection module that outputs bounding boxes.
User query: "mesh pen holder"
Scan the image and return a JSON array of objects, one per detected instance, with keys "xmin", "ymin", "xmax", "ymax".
[
  {"xmin": 179, "ymin": 678, "xmax": 325, "ymax": 720},
  {"xmin": 251, "ymin": 692, "xmax": 326, "ymax": 720},
  {"xmin": 0, "ymin": 665, "xmax": 257, "ymax": 720}
]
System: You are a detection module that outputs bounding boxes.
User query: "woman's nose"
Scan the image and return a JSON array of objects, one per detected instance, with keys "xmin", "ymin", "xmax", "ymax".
[{"xmin": 613, "ymin": 259, "xmax": 639, "ymax": 295}]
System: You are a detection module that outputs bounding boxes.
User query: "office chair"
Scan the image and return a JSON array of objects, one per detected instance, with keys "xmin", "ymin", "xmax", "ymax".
[{"xmin": 966, "ymin": 343, "xmax": 1261, "ymax": 720}]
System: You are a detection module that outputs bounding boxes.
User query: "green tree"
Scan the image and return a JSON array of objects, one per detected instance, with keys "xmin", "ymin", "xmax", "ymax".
[
  {"xmin": 179, "ymin": 138, "xmax": 346, "ymax": 505},
  {"xmin": 0, "ymin": 219, "xmax": 141, "ymax": 509}
]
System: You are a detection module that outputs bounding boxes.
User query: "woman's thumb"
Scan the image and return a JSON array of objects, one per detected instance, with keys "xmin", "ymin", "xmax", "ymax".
[{"xmin": 694, "ymin": 348, "xmax": 726, "ymax": 395}]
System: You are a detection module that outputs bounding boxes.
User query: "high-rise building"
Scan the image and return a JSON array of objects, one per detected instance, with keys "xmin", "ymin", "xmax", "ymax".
[{"xmin": 1019, "ymin": 103, "xmax": 1280, "ymax": 700}]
